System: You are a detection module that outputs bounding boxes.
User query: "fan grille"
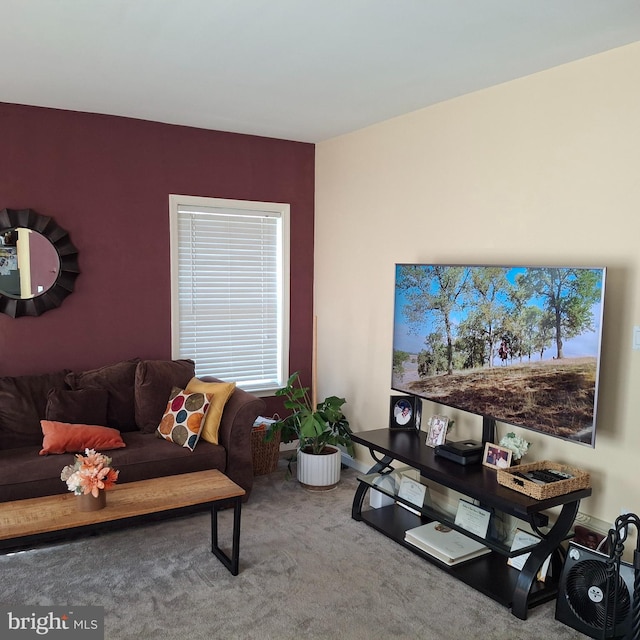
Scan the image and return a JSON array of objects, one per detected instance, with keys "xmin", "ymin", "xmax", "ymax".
[{"xmin": 565, "ymin": 559, "xmax": 631, "ymax": 630}]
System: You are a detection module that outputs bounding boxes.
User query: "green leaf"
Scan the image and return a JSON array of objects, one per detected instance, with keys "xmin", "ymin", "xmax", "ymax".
[{"xmin": 270, "ymin": 370, "xmax": 352, "ymax": 463}]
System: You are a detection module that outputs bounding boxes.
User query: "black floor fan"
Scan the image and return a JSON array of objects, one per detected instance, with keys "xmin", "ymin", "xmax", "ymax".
[{"xmin": 556, "ymin": 513, "xmax": 640, "ymax": 639}]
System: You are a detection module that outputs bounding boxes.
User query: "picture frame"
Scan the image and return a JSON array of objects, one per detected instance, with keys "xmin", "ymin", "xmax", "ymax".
[
  {"xmin": 482, "ymin": 442, "xmax": 513, "ymax": 469},
  {"xmin": 425, "ymin": 415, "xmax": 448, "ymax": 448},
  {"xmin": 573, "ymin": 524, "xmax": 607, "ymax": 553},
  {"xmin": 389, "ymin": 395, "xmax": 421, "ymax": 431}
]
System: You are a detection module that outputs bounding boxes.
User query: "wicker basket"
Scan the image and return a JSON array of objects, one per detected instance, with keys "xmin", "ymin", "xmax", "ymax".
[
  {"xmin": 251, "ymin": 429, "xmax": 281, "ymax": 476},
  {"xmin": 496, "ymin": 460, "xmax": 590, "ymax": 500}
]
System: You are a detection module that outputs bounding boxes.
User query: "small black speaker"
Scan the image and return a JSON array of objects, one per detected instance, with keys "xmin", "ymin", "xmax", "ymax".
[{"xmin": 555, "ymin": 542, "xmax": 634, "ymax": 639}]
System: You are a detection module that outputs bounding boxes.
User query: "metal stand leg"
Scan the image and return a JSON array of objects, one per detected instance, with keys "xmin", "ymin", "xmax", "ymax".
[
  {"xmin": 211, "ymin": 497, "xmax": 242, "ymax": 575},
  {"xmin": 511, "ymin": 500, "xmax": 579, "ymax": 619}
]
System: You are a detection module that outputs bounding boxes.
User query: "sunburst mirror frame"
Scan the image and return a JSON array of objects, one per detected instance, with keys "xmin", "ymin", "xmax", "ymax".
[{"xmin": 0, "ymin": 208, "xmax": 80, "ymax": 317}]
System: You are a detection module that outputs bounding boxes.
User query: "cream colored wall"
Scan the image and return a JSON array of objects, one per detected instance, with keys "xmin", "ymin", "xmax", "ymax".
[{"xmin": 315, "ymin": 42, "xmax": 640, "ymax": 526}]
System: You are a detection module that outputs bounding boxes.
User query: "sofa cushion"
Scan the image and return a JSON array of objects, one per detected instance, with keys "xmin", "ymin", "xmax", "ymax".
[
  {"xmin": 0, "ymin": 370, "xmax": 70, "ymax": 450},
  {"xmin": 114, "ymin": 432, "xmax": 227, "ymax": 484},
  {"xmin": 156, "ymin": 387, "xmax": 211, "ymax": 451},
  {"xmin": 45, "ymin": 388, "xmax": 109, "ymax": 426},
  {"xmin": 65, "ymin": 359, "xmax": 140, "ymax": 432},
  {"xmin": 0, "ymin": 433, "xmax": 226, "ymax": 502},
  {"xmin": 39, "ymin": 420, "xmax": 126, "ymax": 455},
  {"xmin": 185, "ymin": 377, "xmax": 236, "ymax": 445},
  {"xmin": 134, "ymin": 359, "xmax": 195, "ymax": 433}
]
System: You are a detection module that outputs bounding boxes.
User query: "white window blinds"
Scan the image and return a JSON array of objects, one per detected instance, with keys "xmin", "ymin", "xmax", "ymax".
[{"xmin": 170, "ymin": 196, "xmax": 290, "ymax": 394}]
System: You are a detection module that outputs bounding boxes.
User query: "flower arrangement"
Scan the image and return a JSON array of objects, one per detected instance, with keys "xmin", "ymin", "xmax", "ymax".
[
  {"xmin": 60, "ymin": 449, "xmax": 119, "ymax": 497},
  {"xmin": 499, "ymin": 432, "xmax": 530, "ymax": 461}
]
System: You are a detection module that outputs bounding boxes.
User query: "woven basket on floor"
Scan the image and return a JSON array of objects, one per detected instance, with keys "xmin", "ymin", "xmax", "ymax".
[{"xmin": 251, "ymin": 429, "xmax": 281, "ymax": 476}]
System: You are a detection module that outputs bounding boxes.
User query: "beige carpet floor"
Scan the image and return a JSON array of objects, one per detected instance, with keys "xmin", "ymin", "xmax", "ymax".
[{"xmin": 0, "ymin": 464, "xmax": 590, "ymax": 639}]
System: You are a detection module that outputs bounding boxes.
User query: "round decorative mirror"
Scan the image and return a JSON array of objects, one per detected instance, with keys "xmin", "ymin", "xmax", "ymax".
[{"xmin": 0, "ymin": 208, "xmax": 79, "ymax": 317}]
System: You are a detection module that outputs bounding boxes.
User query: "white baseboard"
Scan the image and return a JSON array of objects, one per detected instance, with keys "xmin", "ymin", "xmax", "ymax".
[
  {"xmin": 574, "ymin": 511, "xmax": 611, "ymax": 536},
  {"xmin": 341, "ymin": 452, "xmax": 369, "ymax": 473}
]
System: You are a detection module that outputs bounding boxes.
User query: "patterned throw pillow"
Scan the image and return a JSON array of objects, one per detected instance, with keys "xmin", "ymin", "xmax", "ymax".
[{"xmin": 156, "ymin": 387, "xmax": 211, "ymax": 451}]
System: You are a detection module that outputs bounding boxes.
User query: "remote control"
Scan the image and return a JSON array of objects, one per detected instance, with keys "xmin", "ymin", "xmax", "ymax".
[
  {"xmin": 530, "ymin": 470, "xmax": 562, "ymax": 483},
  {"xmin": 512, "ymin": 471, "xmax": 545, "ymax": 485},
  {"xmin": 545, "ymin": 468, "xmax": 573, "ymax": 480}
]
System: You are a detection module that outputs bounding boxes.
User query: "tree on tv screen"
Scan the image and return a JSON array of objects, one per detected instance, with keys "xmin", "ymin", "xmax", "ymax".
[{"xmin": 395, "ymin": 265, "xmax": 602, "ymax": 376}]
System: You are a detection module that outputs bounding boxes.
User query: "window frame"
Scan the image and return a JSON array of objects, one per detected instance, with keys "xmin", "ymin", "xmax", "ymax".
[{"xmin": 169, "ymin": 194, "xmax": 290, "ymax": 395}]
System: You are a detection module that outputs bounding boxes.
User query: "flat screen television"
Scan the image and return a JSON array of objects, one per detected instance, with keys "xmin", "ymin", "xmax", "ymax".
[{"xmin": 392, "ymin": 264, "xmax": 606, "ymax": 447}]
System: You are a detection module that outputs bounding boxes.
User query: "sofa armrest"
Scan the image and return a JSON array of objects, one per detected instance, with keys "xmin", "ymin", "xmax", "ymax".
[{"xmin": 201, "ymin": 377, "xmax": 265, "ymax": 499}]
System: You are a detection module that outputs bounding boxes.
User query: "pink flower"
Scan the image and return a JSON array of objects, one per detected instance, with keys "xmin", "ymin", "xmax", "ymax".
[{"xmin": 61, "ymin": 449, "xmax": 119, "ymax": 496}]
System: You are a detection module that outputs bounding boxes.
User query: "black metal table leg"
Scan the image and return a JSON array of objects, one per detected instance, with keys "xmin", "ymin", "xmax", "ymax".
[
  {"xmin": 211, "ymin": 496, "xmax": 242, "ymax": 575},
  {"xmin": 511, "ymin": 500, "xmax": 579, "ymax": 619}
]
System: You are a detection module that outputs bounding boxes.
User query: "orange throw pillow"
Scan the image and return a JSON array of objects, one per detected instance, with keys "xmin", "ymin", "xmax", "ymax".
[{"xmin": 40, "ymin": 420, "xmax": 127, "ymax": 455}]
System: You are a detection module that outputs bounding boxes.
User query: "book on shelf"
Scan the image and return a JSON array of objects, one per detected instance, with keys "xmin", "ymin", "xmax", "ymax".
[
  {"xmin": 404, "ymin": 521, "xmax": 490, "ymax": 566},
  {"xmin": 507, "ymin": 529, "xmax": 551, "ymax": 582}
]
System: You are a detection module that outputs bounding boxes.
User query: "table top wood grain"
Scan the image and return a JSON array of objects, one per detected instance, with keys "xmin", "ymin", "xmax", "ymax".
[{"xmin": 0, "ymin": 469, "xmax": 244, "ymax": 541}]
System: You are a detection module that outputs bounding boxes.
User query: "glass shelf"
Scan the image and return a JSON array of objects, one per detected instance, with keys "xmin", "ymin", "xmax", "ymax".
[
  {"xmin": 351, "ymin": 429, "xmax": 590, "ymax": 620},
  {"xmin": 358, "ymin": 469, "xmax": 553, "ymax": 558}
]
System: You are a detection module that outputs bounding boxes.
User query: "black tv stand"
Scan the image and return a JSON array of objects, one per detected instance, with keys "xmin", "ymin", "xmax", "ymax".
[{"xmin": 350, "ymin": 429, "xmax": 591, "ymax": 620}]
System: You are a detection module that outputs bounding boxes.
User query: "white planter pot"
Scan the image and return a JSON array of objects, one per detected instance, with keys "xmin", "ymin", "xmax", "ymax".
[{"xmin": 297, "ymin": 446, "xmax": 341, "ymax": 491}]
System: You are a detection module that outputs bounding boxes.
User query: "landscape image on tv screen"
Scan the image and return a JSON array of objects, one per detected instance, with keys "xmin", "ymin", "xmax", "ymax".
[{"xmin": 392, "ymin": 264, "xmax": 606, "ymax": 447}]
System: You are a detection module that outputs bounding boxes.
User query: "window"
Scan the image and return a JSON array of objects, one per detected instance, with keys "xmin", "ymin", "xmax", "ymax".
[{"xmin": 169, "ymin": 195, "xmax": 290, "ymax": 395}]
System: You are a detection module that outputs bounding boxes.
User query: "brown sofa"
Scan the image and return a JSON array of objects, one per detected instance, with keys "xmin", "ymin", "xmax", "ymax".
[{"xmin": 0, "ymin": 358, "xmax": 265, "ymax": 502}]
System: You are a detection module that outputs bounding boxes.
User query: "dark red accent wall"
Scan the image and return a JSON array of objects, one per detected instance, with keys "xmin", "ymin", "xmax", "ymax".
[{"xmin": 0, "ymin": 102, "xmax": 314, "ymax": 411}]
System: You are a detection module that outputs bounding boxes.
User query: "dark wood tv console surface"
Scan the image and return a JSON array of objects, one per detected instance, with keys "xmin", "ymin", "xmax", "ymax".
[{"xmin": 351, "ymin": 428, "xmax": 592, "ymax": 620}]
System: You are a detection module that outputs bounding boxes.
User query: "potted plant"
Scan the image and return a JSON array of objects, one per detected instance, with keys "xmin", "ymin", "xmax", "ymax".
[{"xmin": 268, "ymin": 372, "xmax": 354, "ymax": 490}]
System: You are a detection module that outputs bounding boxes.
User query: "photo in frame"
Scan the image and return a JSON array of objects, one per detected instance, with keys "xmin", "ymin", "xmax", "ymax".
[
  {"xmin": 426, "ymin": 415, "xmax": 449, "ymax": 448},
  {"xmin": 389, "ymin": 395, "xmax": 421, "ymax": 431},
  {"xmin": 482, "ymin": 442, "xmax": 513, "ymax": 469}
]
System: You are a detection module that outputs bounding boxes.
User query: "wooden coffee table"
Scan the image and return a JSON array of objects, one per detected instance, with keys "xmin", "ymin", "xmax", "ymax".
[{"xmin": 0, "ymin": 469, "xmax": 245, "ymax": 575}]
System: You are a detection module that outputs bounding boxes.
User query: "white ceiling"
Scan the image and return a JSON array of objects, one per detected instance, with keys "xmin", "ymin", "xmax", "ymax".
[{"xmin": 3, "ymin": 0, "xmax": 640, "ymax": 143}]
